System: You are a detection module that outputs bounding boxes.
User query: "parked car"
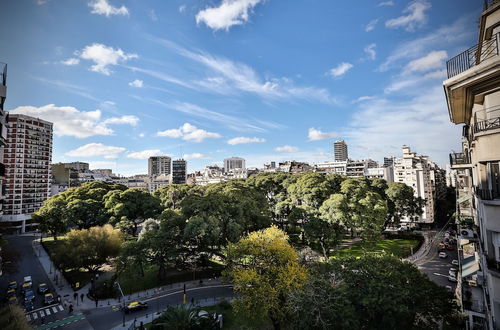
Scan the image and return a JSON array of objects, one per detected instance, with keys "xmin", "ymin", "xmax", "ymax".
[
  {"xmin": 24, "ymin": 300, "xmax": 34, "ymax": 311},
  {"xmin": 23, "ymin": 276, "xmax": 32, "ymax": 285},
  {"xmin": 21, "ymin": 282, "xmax": 32, "ymax": 293},
  {"xmin": 448, "ymin": 275, "xmax": 457, "ymax": 283},
  {"xmin": 445, "ymin": 244, "xmax": 455, "ymax": 251},
  {"xmin": 449, "ymin": 270, "xmax": 457, "ymax": 277},
  {"xmin": 445, "ymin": 285, "xmax": 453, "ymax": 291},
  {"xmin": 24, "ymin": 290, "xmax": 35, "ymax": 301},
  {"xmin": 8, "ymin": 296, "xmax": 18, "ymax": 304},
  {"xmin": 38, "ymin": 283, "xmax": 49, "ymax": 294},
  {"xmin": 8, "ymin": 281, "xmax": 17, "ymax": 290},
  {"xmin": 439, "ymin": 252, "xmax": 448, "ymax": 258},
  {"xmin": 44, "ymin": 293, "xmax": 55, "ymax": 305},
  {"xmin": 452, "ymin": 259, "xmax": 459, "ymax": 266},
  {"xmin": 124, "ymin": 301, "xmax": 147, "ymax": 313},
  {"xmin": 5, "ymin": 289, "xmax": 16, "ymax": 301}
]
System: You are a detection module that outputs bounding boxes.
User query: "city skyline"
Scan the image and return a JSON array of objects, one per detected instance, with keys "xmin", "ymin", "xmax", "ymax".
[{"xmin": 0, "ymin": 0, "xmax": 480, "ymax": 175}]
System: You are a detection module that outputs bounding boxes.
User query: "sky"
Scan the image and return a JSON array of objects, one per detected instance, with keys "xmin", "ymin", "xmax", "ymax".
[{"xmin": 0, "ymin": 0, "xmax": 481, "ymax": 175}]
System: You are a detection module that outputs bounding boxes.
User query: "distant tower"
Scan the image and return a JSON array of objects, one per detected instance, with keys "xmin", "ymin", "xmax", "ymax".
[
  {"xmin": 334, "ymin": 140, "xmax": 348, "ymax": 161},
  {"xmin": 172, "ymin": 159, "xmax": 187, "ymax": 184},
  {"xmin": 148, "ymin": 156, "xmax": 171, "ymax": 176}
]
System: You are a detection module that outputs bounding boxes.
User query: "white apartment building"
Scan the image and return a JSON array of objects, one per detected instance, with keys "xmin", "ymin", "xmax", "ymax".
[
  {"xmin": 364, "ymin": 166, "xmax": 394, "ymax": 183},
  {"xmin": 314, "ymin": 161, "xmax": 348, "ymax": 175},
  {"xmin": 346, "ymin": 159, "xmax": 378, "ymax": 178},
  {"xmin": 444, "ymin": 1, "xmax": 500, "ymax": 328},
  {"xmin": 393, "ymin": 146, "xmax": 435, "ymax": 224},
  {"xmin": 224, "ymin": 157, "xmax": 245, "ymax": 173}
]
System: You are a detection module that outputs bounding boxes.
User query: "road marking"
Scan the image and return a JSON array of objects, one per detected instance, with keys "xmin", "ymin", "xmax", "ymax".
[
  {"xmin": 44, "ymin": 308, "xmax": 51, "ymax": 316},
  {"xmin": 35, "ymin": 313, "xmax": 85, "ymax": 330},
  {"xmin": 40, "ymin": 310, "xmax": 45, "ymax": 317},
  {"xmin": 58, "ymin": 305, "xmax": 63, "ymax": 311},
  {"xmin": 433, "ymin": 272, "xmax": 449, "ymax": 278},
  {"xmin": 32, "ymin": 313, "xmax": 38, "ymax": 320},
  {"xmin": 142, "ymin": 284, "xmax": 234, "ymax": 303},
  {"xmin": 30, "ymin": 303, "xmax": 60, "ymax": 313},
  {"xmin": 52, "ymin": 306, "xmax": 58, "ymax": 313}
]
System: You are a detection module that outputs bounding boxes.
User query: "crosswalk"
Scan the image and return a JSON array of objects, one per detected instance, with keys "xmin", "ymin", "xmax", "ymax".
[{"xmin": 26, "ymin": 304, "xmax": 64, "ymax": 321}]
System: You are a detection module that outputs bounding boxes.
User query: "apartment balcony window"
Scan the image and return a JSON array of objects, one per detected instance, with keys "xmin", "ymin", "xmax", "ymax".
[
  {"xmin": 476, "ymin": 162, "xmax": 500, "ymax": 200},
  {"xmin": 446, "ymin": 33, "xmax": 499, "ymax": 78},
  {"xmin": 473, "ymin": 105, "xmax": 500, "ymax": 135},
  {"xmin": 450, "ymin": 152, "xmax": 471, "ymax": 166}
]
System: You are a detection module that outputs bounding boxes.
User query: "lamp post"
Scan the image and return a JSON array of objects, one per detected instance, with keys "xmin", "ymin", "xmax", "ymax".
[{"xmin": 114, "ymin": 281, "xmax": 126, "ymax": 327}]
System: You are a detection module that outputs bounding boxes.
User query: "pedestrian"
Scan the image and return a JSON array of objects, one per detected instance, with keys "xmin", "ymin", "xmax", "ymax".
[
  {"xmin": 69, "ymin": 304, "xmax": 73, "ymax": 314},
  {"xmin": 73, "ymin": 292, "xmax": 78, "ymax": 301},
  {"xmin": 139, "ymin": 321, "xmax": 145, "ymax": 330},
  {"xmin": 41, "ymin": 316, "xmax": 45, "ymax": 324},
  {"xmin": 81, "ymin": 293, "xmax": 84, "ymax": 302},
  {"xmin": 57, "ymin": 295, "xmax": 61, "ymax": 303},
  {"xmin": 95, "ymin": 299, "xmax": 98, "ymax": 308}
]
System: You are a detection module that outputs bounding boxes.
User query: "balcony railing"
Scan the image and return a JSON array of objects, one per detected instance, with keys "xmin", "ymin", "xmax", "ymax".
[
  {"xmin": 475, "ymin": 187, "xmax": 500, "ymax": 200},
  {"xmin": 450, "ymin": 152, "xmax": 471, "ymax": 166},
  {"xmin": 446, "ymin": 33, "xmax": 499, "ymax": 78},
  {"xmin": 474, "ymin": 115, "xmax": 500, "ymax": 134},
  {"xmin": 485, "ymin": 0, "xmax": 500, "ymax": 10}
]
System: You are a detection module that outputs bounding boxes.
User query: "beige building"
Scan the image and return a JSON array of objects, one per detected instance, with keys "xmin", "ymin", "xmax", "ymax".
[
  {"xmin": 393, "ymin": 146, "xmax": 435, "ymax": 224},
  {"xmin": 333, "ymin": 140, "xmax": 348, "ymax": 161},
  {"xmin": 444, "ymin": 1, "xmax": 500, "ymax": 328},
  {"xmin": 148, "ymin": 156, "xmax": 171, "ymax": 176}
]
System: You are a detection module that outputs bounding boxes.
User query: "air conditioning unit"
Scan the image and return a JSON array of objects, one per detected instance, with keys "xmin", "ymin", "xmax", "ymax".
[{"xmin": 460, "ymin": 229, "xmax": 474, "ymax": 238}]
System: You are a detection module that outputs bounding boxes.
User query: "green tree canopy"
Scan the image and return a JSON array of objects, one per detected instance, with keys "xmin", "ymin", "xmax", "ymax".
[
  {"xmin": 385, "ymin": 182, "xmax": 425, "ymax": 225},
  {"xmin": 32, "ymin": 195, "xmax": 69, "ymax": 238}
]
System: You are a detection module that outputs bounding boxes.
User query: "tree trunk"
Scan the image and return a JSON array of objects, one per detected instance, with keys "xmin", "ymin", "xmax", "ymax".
[{"xmin": 269, "ymin": 315, "xmax": 281, "ymax": 330}]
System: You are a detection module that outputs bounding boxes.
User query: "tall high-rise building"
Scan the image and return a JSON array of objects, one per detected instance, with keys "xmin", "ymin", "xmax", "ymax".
[
  {"xmin": 1, "ymin": 114, "xmax": 53, "ymax": 233},
  {"xmin": 148, "ymin": 156, "xmax": 171, "ymax": 176},
  {"xmin": 224, "ymin": 157, "xmax": 245, "ymax": 173},
  {"xmin": 383, "ymin": 157, "xmax": 395, "ymax": 167},
  {"xmin": 0, "ymin": 63, "xmax": 9, "ymax": 218},
  {"xmin": 393, "ymin": 146, "xmax": 435, "ymax": 224},
  {"xmin": 444, "ymin": 2, "xmax": 500, "ymax": 327},
  {"xmin": 172, "ymin": 159, "xmax": 187, "ymax": 184},
  {"xmin": 334, "ymin": 140, "xmax": 348, "ymax": 161}
]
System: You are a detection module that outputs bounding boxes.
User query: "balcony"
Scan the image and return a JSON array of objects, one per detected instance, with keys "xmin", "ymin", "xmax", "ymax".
[
  {"xmin": 446, "ymin": 33, "xmax": 499, "ymax": 79},
  {"xmin": 450, "ymin": 152, "xmax": 471, "ymax": 168},
  {"xmin": 475, "ymin": 187, "xmax": 500, "ymax": 200},
  {"xmin": 473, "ymin": 114, "xmax": 500, "ymax": 134}
]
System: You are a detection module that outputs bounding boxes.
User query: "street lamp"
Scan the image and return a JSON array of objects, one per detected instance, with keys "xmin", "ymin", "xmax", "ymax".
[{"xmin": 114, "ymin": 281, "xmax": 126, "ymax": 327}]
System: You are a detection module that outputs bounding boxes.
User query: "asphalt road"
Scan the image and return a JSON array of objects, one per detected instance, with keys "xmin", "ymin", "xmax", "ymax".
[{"xmin": 0, "ymin": 235, "xmax": 70, "ymax": 326}]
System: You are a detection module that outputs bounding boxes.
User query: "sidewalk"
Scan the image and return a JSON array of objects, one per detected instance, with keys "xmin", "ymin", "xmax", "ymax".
[{"xmin": 32, "ymin": 238, "xmax": 225, "ymax": 311}]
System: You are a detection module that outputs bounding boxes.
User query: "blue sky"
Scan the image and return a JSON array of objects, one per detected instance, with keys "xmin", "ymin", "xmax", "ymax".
[{"xmin": 0, "ymin": 0, "xmax": 479, "ymax": 175}]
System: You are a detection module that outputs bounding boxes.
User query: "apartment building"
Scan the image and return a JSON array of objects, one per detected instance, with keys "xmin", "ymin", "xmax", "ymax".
[
  {"xmin": 1, "ymin": 114, "xmax": 53, "ymax": 233},
  {"xmin": 224, "ymin": 157, "xmax": 245, "ymax": 173},
  {"xmin": 0, "ymin": 63, "xmax": 9, "ymax": 217},
  {"xmin": 393, "ymin": 146, "xmax": 435, "ymax": 224},
  {"xmin": 148, "ymin": 156, "xmax": 171, "ymax": 176},
  {"xmin": 172, "ymin": 159, "xmax": 187, "ymax": 184},
  {"xmin": 444, "ymin": 1, "xmax": 500, "ymax": 328},
  {"xmin": 334, "ymin": 140, "xmax": 348, "ymax": 161},
  {"xmin": 346, "ymin": 159, "xmax": 378, "ymax": 178}
]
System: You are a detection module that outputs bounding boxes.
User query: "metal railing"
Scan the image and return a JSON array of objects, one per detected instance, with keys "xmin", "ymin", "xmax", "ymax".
[
  {"xmin": 475, "ymin": 187, "xmax": 500, "ymax": 200},
  {"xmin": 485, "ymin": 0, "xmax": 500, "ymax": 10},
  {"xmin": 474, "ymin": 116, "xmax": 500, "ymax": 134},
  {"xmin": 450, "ymin": 152, "xmax": 471, "ymax": 166},
  {"xmin": 446, "ymin": 33, "xmax": 499, "ymax": 78}
]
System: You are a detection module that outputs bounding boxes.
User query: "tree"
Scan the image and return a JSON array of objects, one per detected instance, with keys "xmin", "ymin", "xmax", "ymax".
[
  {"xmin": 55, "ymin": 225, "xmax": 124, "ymax": 273},
  {"xmin": 225, "ymin": 227, "xmax": 308, "ymax": 330},
  {"xmin": 385, "ymin": 182, "xmax": 425, "ymax": 226},
  {"xmin": 287, "ymin": 255, "xmax": 461, "ymax": 330},
  {"xmin": 0, "ymin": 305, "xmax": 31, "ymax": 330},
  {"xmin": 32, "ymin": 195, "xmax": 69, "ymax": 238},
  {"xmin": 150, "ymin": 304, "xmax": 218, "ymax": 330},
  {"xmin": 104, "ymin": 188, "xmax": 163, "ymax": 234},
  {"xmin": 155, "ymin": 184, "xmax": 205, "ymax": 210}
]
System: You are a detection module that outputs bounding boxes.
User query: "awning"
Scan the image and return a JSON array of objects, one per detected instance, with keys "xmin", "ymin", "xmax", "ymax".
[
  {"xmin": 460, "ymin": 238, "xmax": 470, "ymax": 246},
  {"xmin": 461, "ymin": 253, "xmax": 480, "ymax": 278}
]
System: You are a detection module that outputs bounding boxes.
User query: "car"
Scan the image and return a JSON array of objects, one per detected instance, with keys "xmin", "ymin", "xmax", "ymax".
[
  {"xmin": 8, "ymin": 296, "xmax": 18, "ymax": 304},
  {"xmin": 445, "ymin": 285, "xmax": 453, "ymax": 291},
  {"xmin": 446, "ymin": 244, "xmax": 455, "ymax": 251},
  {"xmin": 38, "ymin": 283, "xmax": 49, "ymax": 294},
  {"xmin": 5, "ymin": 289, "xmax": 16, "ymax": 301},
  {"xmin": 8, "ymin": 281, "xmax": 17, "ymax": 290},
  {"xmin": 21, "ymin": 282, "xmax": 32, "ymax": 292},
  {"xmin": 24, "ymin": 300, "xmax": 34, "ymax": 311},
  {"xmin": 448, "ymin": 275, "xmax": 458, "ymax": 282},
  {"xmin": 124, "ymin": 301, "xmax": 148, "ymax": 313},
  {"xmin": 23, "ymin": 276, "xmax": 32, "ymax": 285},
  {"xmin": 44, "ymin": 293, "xmax": 55, "ymax": 305},
  {"xmin": 24, "ymin": 290, "xmax": 35, "ymax": 301},
  {"xmin": 452, "ymin": 259, "xmax": 459, "ymax": 266},
  {"xmin": 449, "ymin": 270, "xmax": 457, "ymax": 277},
  {"xmin": 439, "ymin": 252, "xmax": 448, "ymax": 258}
]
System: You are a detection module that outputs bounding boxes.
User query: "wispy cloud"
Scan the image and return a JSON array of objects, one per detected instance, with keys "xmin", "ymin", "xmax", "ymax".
[
  {"xmin": 227, "ymin": 137, "xmax": 265, "ymax": 145},
  {"xmin": 127, "ymin": 149, "xmax": 163, "ymax": 159},
  {"xmin": 78, "ymin": 43, "xmax": 137, "ymax": 75},
  {"xmin": 88, "ymin": 0, "xmax": 129, "ymax": 17},
  {"xmin": 32, "ymin": 77, "xmax": 101, "ymax": 102},
  {"xmin": 328, "ymin": 62, "xmax": 353, "ymax": 78},
  {"xmin": 157, "ymin": 123, "xmax": 221, "ymax": 143},
  {"xmin": 378, "ymin": 1, "xmax": 394, "ymax": 6},
  {"xmin": 385, "ymin": 0, "xmax": 431, "ymax": 32},
  {"xmin": 183, "ymin": 153, "xmax": 209, "ymax": 159},
  {"xmin": 196, "ymin": 0, "xmax": 264, "ymax": 31},
  {"xmin": 275, "ymin": 145, "xmax": 299, "ymax": 152},
  {"xmin": 364, "ymin": 44, "xmax": 377, "ymax": 60},
  {"xmin": 60, "ymin": 58, "xmax": 80, "ymax": 66},
  {"xmin": 353, "ymin": 96, "xmax": 375, "ymax": 103},
  {"xmin": 365, "ymin": 19, "xmax": 379, "ymax": 32},
  {"xmin": 404, "ymin": 50, "xmax": 448, "ymax": 72},
  {"xmin": 129, "ymin": 79, "xmax": 144, "ymax": 88},
  {"xmin": 66, "ymin": 143, "xmax": 126, "ymax": 159},
  {"xmin": 308, "ymin": 128, "xmax": 337, "ymax": 141}
]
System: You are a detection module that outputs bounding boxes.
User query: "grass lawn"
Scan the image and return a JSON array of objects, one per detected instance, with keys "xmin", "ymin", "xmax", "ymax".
[{"xmin": 333, "ymin": 239, "xmax": 420, "ymax": 258}]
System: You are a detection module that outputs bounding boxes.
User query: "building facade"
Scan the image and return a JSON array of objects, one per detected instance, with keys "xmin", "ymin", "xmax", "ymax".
[
  {"xmin": 0, "ymin": 63, "xmax": 9, "ymax": 218},
  {"xmin": 1, "ymin": 114, "xmax": 53, "ymax": 233},
  {"xmin": 224, "ymin": 157, "xmax": 245, "ymax": 173},
  {"xmin": 393, "ymin": 146, "xmax": 435, "ymax": 224},
  {"xmin": 334, "ymin": 140, "xmax": 348, "ymax": 161},
  {"xmin": 444, "ymin": 2, "xmax": 500, "ymax": 328},
  {"xmin": 172, "ymin": 159, "xmax": 187, "ymax": 184},
  {"xmin": 148, "ymin": 156, "xmax": 171, "ymax": 176}
]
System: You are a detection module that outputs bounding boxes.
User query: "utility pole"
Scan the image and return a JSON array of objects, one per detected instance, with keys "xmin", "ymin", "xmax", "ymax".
[{"xmin": 114, "ymin": 282, "xmax": 126, "ymax": 327}]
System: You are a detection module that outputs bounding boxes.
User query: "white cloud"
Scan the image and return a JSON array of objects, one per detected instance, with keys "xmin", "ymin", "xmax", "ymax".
[
  {"xmin": 8, "ymin": 104, "xmax": 137, "ymax": 138},
  {"xmin": 138, "ymin": 133, "xmax": 145, "ymax": 138},
  {"xmin": 308, "ymin": 128, "xmax": 338, "ymax": 141},
  {"xmin": 60, "ymin": 58, "xmax": 80, "ymax": 66},
  {"xmin": 149, "ymin": 9, "xmax": 158, "ymax": 21},
  {"xmin": 378, "ymin": 1, "xmax": 394, "ymax": 6},
  {"xmin": 365, "ymin": 19, "xmax": 379, "ymax": 32},
  {"xmin": 88, "ymin": 0, "xmax": 129, "ymax": 17},
  {"xmin": 36, "ymin": 0, "xmax": 48, "ymax": 4},
  {"xmin": 127, "ymin": 149, "xmax": 162, "ymax": 159},
  {"xmin": 385, "ymin": 0, "xmax": 431, "ymax": 32},
  {"xmin": 384, "ymin": 68, "xmax": 446, "ymax": 94},
  {"xmin": 183, "ymin": 153, "xmax": 208, "ymax": 159},
  {"xmin": 328, "ymin": 62, "xmax": 353, "ymax": 78},
  {"xmin": 275, "ymin": 145, "xmax": 299, "ymax": 153},
  {"xmin": 353, "ymin": 96, "xmax": 375, "ymax": 103},
  {"xmin": 364, "ymin": 44, "xmax": 377, "ymax": 60},
  {"xmin": 66, "ymin": 143, "xmax": 126, "ymax": 159},
  {"xmin": 103, "ymin": 115, "xmax": 139, "ymax": 126},
  {"xmin": 179, "ymin": 5, "xmax": 186, "ymax": 13},
  {"xmin": 227, "ymin": 136, "xmax": 265, "ymax": 145},
  {"xmin": 79, "ymin": 43, "xmax": 137, "ymax": 75},
  {"xmin": 157, "ymin": 123, "xmax": 221, "ymax": 143},
  {"xmin": 32, "ymin": 77, "xmax": 101, "ymax": 102},
  {"xmin": 404, "ymin": 50, "xmax": 448, "ymax": 72},
  {"xmin": 129, "ymin": 79, "xmax": 144, "ymax": 88},
  {"xmin": 196, "ymin": 0, "xmax": 264, "ymax": 31}
]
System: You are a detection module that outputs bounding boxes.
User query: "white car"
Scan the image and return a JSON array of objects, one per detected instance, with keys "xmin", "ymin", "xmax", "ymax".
[
  {"xmin": 439, "ymin": 252, "xmax": 447, "ymax": 258},
  {"xmin": 451, "ymin": 259, "xmax": 459, "ymax": 266},
  {"xmin": 448, "ymin": 275, "xmax": 457, "ymax": 282},
  {"xmin": 449, "ymin": 270, "xmax": 457, "ymax": 277},
  {"xmin": 445, "ymin": 285, "xmax": 453, "ymax": 291}
]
